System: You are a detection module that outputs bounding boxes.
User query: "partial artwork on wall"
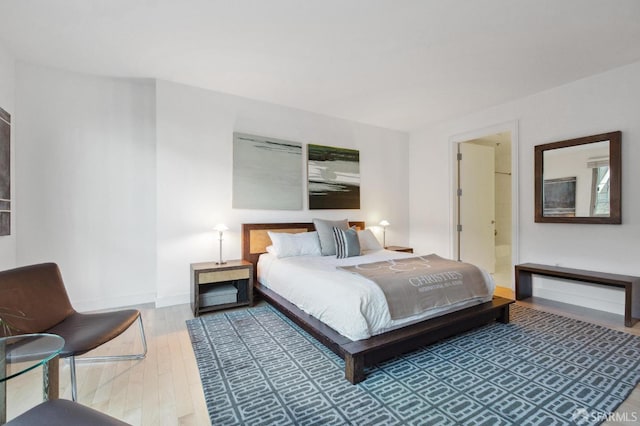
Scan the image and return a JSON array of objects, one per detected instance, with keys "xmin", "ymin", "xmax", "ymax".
[
  {"xmin": 232, "ymin": 133, "xmax": 303, "ymax": 210},
  {"xmin": 308, "ymin": 144, "xmax": 360, "ymax": 210},
  {"xmin": 0, "ymin": 107, "xmax": 10, "ymax": 236}
]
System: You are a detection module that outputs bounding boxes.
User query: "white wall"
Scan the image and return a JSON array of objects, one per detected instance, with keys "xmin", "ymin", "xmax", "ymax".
[
  {"xmin": 0, "ymin": 43, "xmax": 15, "ymax": 270},
  {"xmin": 156, "ymin": 80, "xmax": 410, "ymax": 306},
  {"xmin": 410, "ymin": 60, "xmax": 640, "ymax": 315},
  {"xmin": 10, "ymin": 67, "xmax": 409, "ymax": 310},
  {"xmin": 15, "ymin": 63, "xmax": 157, "ymax": 311}
]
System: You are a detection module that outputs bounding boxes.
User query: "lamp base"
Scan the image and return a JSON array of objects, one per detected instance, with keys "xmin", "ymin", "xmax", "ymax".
[{"xmin": 215, "ymin": 261, "xmax": 227, "ymax": 265}]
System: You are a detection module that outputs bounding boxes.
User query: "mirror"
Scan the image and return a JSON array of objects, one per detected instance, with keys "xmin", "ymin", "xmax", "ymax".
[{"xmin": 535, "ymin": 131, "xmax": 621, "ymax": 224}]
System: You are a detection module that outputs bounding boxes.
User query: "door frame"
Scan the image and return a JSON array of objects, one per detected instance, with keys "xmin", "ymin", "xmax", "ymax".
[{"xmin": 449, "ymin": 120, "xmax": 519, "ymax": 289}]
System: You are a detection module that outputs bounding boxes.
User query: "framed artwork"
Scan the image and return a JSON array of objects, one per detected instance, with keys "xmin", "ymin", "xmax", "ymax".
[
  {"xmin": 543, "ymin": 176, "xmax": 576, "ymax": 217},
  {"xmin": 232, "ymin": 133, "xmax": 303, "ymax": 210},
  {"xmin": 0, "ymin": 107, "xmax": 10, "ymax": 236},
  {"xmin": 308, "ymin": 144, "xmax": 360, "ymax": 209}
]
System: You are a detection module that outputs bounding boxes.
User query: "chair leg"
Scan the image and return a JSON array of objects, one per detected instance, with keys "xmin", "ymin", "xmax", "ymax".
[
  {"xmin": 66, "ymin": 317, "xmax": 146, "ymax": 402},
  {"xmin": 76, "ymin": 315, "xmax": 148, "ymax": 363},
  {"xmin": 69, "ymin": 356, "xmax": 78, "ymax": 402}
]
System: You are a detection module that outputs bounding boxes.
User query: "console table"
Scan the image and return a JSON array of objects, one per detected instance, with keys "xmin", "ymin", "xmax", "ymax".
[{"xmin": 515, "ymin": 263, "xmax": 640, "ymax": 327}]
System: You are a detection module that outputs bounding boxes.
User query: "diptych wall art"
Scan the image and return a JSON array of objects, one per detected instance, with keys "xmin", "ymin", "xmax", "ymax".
[
  {"xmin": 0, "ymin": 107, "xmax": 10, "ymax": 236},
  {"xmin": 232, "ymin": 133, "xmax": 303, "ymax": 210},
  {"xmin": 308, "ymin": 144, "xmax": 360, "ymax": 209}
]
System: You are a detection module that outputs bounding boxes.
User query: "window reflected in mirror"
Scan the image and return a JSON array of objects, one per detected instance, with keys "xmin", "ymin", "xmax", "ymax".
[{"xmin": 590, "ymin": 161, "xmax": 610, "ymax": 216}]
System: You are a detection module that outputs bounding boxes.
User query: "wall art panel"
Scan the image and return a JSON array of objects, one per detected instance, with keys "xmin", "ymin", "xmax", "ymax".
[
  {"xmin": 308, "ymin": 144, "xmax": 360, "ymax": 209},
  {"xmin": 232, "ymin": 132, "xmax": 303, "ymax": 210},
  {"xmin": 0, "ymin": 107, "xmax": 10, "ymax": 236}
]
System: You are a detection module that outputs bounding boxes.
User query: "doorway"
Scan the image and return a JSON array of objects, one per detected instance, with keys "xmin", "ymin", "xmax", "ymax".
[{"xmin": 452, "ymin": 125, "xmax": 517, "ymax": 290}]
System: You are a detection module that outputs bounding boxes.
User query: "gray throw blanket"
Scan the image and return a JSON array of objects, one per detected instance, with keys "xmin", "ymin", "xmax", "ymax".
[{"xmin": 337, "ymin": 254, "xmax": 491, "ymax": 320}]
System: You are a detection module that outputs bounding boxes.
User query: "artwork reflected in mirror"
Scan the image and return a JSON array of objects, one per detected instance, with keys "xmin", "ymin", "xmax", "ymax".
[
  {"xmin": 535, "ymin": 131, "xmax": 621, "ymax": 224},
  {"xmin": 543, "ymin": 177, "xmax": 576, "ymax": 217}
]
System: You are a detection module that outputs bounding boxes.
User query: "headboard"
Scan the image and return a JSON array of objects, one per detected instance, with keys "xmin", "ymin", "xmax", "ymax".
[{"xmin": 242, "ymin": 221, "xmax": 365, "ymax": 282}]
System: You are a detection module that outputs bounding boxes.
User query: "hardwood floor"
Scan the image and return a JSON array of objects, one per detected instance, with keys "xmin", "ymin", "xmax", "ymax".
[
  {"xmin": 5, "ymin": 303, "xmax": 210, "ymax": 425},
  {"xmin": 5, "ymin": 290, "xmax": 640, "ymax": 425}
]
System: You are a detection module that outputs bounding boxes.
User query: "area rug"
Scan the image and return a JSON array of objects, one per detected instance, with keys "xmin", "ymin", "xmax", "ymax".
[{"xmin": 186, "ymin": 304, "xmax": 640, "ymax": 425}]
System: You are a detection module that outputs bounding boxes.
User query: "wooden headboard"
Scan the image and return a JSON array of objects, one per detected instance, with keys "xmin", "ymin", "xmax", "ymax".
[{"xmin": 242, "ymin": 221, "xmax": 365, "ymax": 282}]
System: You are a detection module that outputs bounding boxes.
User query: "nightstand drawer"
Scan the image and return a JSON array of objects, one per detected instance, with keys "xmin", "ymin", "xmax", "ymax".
[{"xmin": 198, "ymin": 268, "xmax": 250, "ymax": 284}]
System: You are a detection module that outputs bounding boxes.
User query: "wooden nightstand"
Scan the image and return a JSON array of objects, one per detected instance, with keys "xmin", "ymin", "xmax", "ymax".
[
  {"xmin": 385, "ymin": 246, "xmax": 414, "ymax": 253},
  {"xmin": 190, "ymin": 260, "xmax": 253, "ymax": 316}
]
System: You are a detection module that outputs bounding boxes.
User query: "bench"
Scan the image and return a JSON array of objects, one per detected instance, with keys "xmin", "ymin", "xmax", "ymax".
[{"xmin": 515, "ymin": 263, "xmax": 640, "ymax": 327}]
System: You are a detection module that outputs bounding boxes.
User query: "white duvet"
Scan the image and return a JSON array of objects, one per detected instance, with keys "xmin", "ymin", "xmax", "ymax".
[{"xmin": 257, "ymin": 249, "xmax": 496, "ymax": 341}]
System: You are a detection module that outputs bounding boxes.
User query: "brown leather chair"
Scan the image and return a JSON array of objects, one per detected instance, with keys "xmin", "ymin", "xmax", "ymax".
[
  {"xmin": 6, "ymin": 399, "xmax": 130, "ymax": 425},
  {"xmin": 0, "ymin": 263, "xmax": 147, "ymax": 401}
]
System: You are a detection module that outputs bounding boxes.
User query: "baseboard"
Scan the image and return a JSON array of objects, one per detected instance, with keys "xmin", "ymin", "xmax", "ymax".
[
  {"xmin": 533, "ymin": 279, "xmax": 624, "ymax": 316},
  {"xmin": 155, "ymin": 292, "xmax": 190, "ymax": 308},
  {"xmin": 74, "ymin": 292, "xmax": 156, "ymax": 312}
]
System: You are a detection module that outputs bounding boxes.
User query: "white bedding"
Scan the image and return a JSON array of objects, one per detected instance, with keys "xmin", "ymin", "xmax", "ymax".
[{"xmin": 257, "ymin": 249, "xmax": 496, "ymax": 341}]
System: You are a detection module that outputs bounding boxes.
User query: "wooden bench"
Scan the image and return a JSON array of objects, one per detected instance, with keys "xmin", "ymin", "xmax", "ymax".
[{"xmin": 515, "ymin": 263, "xmax": 640, "ymax": 327}]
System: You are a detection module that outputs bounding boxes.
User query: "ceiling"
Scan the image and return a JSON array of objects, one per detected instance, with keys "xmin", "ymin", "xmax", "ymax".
[{"xmin": 1, "ymin": 0, "xmax": 639, "ymax": 132}]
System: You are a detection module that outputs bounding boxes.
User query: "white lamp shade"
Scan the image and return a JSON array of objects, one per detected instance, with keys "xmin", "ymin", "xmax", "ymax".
[
  {"xmin": 379, "ymin": 220, "xmax": 390, "ymax": 227},
  {"xmin": 214, "ymin": 223, "xmax": 228, "ymax": 232}
]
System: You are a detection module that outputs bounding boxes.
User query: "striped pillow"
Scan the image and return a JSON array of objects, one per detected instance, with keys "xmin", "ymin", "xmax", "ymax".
[{"xmin": 332, "ymin": 226, "xmax": 361, "ymax": 259}]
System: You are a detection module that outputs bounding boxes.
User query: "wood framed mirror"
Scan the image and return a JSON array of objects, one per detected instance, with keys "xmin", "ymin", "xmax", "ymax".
[{"xmin": 535, "ymin": 131, "xmax": 621, "ymax": 224}]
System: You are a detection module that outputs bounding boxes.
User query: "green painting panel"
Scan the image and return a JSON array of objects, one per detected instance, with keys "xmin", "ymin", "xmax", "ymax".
[{"xmin": 308, "ymin": 144, "xmax": 360, "ymax": 210}]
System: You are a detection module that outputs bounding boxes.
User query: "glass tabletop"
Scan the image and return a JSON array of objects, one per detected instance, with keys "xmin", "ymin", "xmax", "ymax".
[{"xmin": 0, "ymin": 333, "xmax": 65, "ymax": 383}]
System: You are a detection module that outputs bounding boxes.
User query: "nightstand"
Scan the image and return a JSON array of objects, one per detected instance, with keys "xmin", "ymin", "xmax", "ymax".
[
  {"xmin": 190, "ymin": 260, "xmax": 253, "ymax": 316},
  {"xmin": 385, "ymin": 245, "xmax": 414, "ymax": 253}
]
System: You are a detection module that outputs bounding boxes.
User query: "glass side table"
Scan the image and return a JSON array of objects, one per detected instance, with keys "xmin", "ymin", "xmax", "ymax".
[{"xmin": 0, "ymin": 333, "xmax": 65, "ymax": 424}]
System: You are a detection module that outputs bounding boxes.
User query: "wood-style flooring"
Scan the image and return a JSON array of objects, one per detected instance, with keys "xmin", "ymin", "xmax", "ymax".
[{"xmin": 5, "ymin": 288, "xmax": 640, "ymax": 425}]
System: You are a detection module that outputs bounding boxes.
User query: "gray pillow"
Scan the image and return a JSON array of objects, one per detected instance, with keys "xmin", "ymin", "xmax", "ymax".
[
  {"xmin": 313, "ymin": 218, "xmax": 349, "ymax": 255},
  {"xmin": 333, "ymin": 227, "xmax": 361, "ymax": 259}
]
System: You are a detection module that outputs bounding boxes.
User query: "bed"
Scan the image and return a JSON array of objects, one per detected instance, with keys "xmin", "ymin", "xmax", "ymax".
[{"xmin": 241, "ymin": 222, "xmax": 513, "ymax": 384}]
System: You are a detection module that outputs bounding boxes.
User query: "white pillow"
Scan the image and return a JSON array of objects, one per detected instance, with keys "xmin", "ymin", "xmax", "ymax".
[
  {"xmin": 267, "ymin": 231, "xmax": 322, "ymax": 258},
  {"xmin": 358, "ymin": 229, "xmax": 383, "ymax": 251}
]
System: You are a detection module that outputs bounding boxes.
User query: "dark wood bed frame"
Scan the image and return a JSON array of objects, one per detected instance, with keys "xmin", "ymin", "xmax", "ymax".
[{"xmin": 242, "ymin": 222, "xmax": 514, "ymax": 384}]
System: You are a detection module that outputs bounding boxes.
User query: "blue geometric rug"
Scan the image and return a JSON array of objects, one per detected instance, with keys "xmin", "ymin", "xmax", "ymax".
[{"xmin": 186, "ymin": 304, "xmax": 640, "ymax": 425}]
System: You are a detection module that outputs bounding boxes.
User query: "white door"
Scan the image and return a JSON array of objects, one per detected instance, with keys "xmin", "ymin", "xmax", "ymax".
[{"xmin": 458, "ymin": 142, "xmax": 495, "ymax": 273}]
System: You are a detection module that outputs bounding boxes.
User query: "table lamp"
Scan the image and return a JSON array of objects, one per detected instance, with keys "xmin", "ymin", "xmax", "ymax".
[
  {"xmin": 379, "ymin": 220, "xmax": 390, "ymax": 248},
  {"xmin": 214, "ymin": 224, "xmax": 228, "ymax": 265}
]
